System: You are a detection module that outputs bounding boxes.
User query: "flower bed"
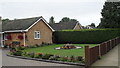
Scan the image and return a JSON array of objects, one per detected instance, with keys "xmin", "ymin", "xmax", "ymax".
[
  {"xmin": 7, "ymin": 54, "xmax": 85, "ymax": 66},
  {"xmin": 7, "ymin": 51, "xmax": 85, "ymax": 66},
  {"xmin": 55, "ymin": 44, "xmax": 82, "ymax": 50},
  {"xmin": 8, "ymin": 45, "xmax": 85, "ymax": 66},
  {"xmin": 7, "ymin": 44, "xmax": 97, "ymax": 66}
]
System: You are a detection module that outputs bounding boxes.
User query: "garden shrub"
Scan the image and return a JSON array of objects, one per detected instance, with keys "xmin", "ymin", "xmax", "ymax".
[
  {"xmin": 16, "ymin": 46, "xmax": 25, "ymax": 50},
  {"xmin": 61, "ymin": 56, "xmax": 68, "ymax": 61},
  {"xmin": 49, "ymin": 55, "xmax": 60, "ymax": 60},
  {"xmin": 21, "ymin": 51, "xmax": 27, "ymax": 57},
  {"xmin": 53, "ymin": 29, "xmax": 120, "ymax": 44},
  {"xmin": 3, "ymin": 45, "xmax": 7, "ymax": 48},
  {"xmin": 29, "ymin": 45, "xmax": 37, "ymax": 48},
  {"xmin": 12, "ymin": 50, "xmax": 23, "ymax": 56},
  {"xmin": 76, "ymin": 56, "xmax": 83, "ymax": 61},
  {"xmin": 28, "ymin": 52, "xmax": 35, "ymax": 58},
  {"xmin": 69, "ymin": 56, "xmax": 75, "ymax": 62},
  {"xmin": 42, "ymin": 54, "xmax": 54, "ymax": 59}
]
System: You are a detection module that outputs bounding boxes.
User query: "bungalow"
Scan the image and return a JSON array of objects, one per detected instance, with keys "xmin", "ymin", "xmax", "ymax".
[
  {"xmin": 0, "ymin": 16, "xmax": 82, "ymax": 47},
  {"xmin": 49, "ymin": 22, "xmax": 82, "ymax": 30}
]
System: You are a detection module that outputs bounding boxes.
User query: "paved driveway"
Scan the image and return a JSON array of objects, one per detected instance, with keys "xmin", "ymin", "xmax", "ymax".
[{"xmin": 92, "ymin": 45, "xmax": 119, "ymax": 66}]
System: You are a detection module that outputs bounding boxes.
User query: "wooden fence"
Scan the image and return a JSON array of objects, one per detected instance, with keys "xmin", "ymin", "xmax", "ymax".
[{"xmin": 85, "ymin": 37, "xmax": 120, "ymax": 66}]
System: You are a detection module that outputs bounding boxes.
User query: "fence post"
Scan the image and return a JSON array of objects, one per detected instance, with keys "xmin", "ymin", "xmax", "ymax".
[
  {"xmin": 110, "ymin": 40, "xmax": 112, "ymax": 50},
  {"xmin": 104, "ymin": 42, "xmax": 108, "ymax": 52},
  {"xmin": 85, "ymin": 45, "xmax": 90, "ymax": 67},
  {"xmin": 119, "ymin": 37, "xmax": 120, "ymax": 44},
  {"xmin": 118, "ymin": 37, "xmax": 120, "ymax": 44},
  {"xmin": 115, "ymin": 38, "xmax": 117, "ymax": 46},
  {"xmin": 116, "ymin": 37, "xmax": 119, "ymax": 45}
]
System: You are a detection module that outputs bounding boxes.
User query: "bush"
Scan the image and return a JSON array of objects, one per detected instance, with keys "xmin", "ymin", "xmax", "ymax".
[
  {"xmin": 76, "ymin": 56, "xmax": 83, "ymax": 61},
  {"xmin": 29, "ymin": 45, "xmax": 37, "ymax": 48},
  {"xmin": 28, "ymin": 52, "xmax": 35, "ymax": 58},
  {"xmin": 16, "ymin": 46, "xmax": 25, "ymax": 50},
  {"xmin": 53, "ymin": 29, "xmax": 120, "ymax": 44},
  {"xmin": 38, "ymin": 53, "xmax": 43, "ymax": 58},
  {"xmin": 42, "ymin": 54, "xmax": 54, "ymax": 59},
  {"xmin": 21, "ymin": 51, "xmax": 27, "ymax": 57},
  {"xmin": 61, "ymin": 56, "xmax": 68, "ymax": 61},
  {"xmin": 3, "ymin": 45, "xmax": 8, "ymax": 48},
  {"xmin": 49, "ymin": 55, "xmax": 60, "ymax": 60},
  {"xmin": 11, "ymin": 50, "xmax": 23, "ymax": 56}
]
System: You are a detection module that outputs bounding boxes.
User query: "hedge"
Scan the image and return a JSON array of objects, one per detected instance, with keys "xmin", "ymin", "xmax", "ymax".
[{"xmin": 53, "ymin": 29, "xmax": 120, "ymax": 44}]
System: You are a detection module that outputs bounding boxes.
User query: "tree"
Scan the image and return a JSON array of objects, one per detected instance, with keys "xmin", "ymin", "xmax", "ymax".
[
  {"xmin": 49, "ymin": 16, "xmax": 55, "ymax": 24},
  {"xmin": 70, "ymin": 19, "xmax": 78, "ymax": 23},
  {"xmin": 97, "ymin": 2, "xmax": 120, "ymax": 28},
  {"xmin": 59, "ymin": 17, "xmax": 78, "ymax": 23},
  {"xmin": 90, "ymin": 23, "xmax": 95, "ymax": 27},
  {"xmin": 2, "ymin": 18, "xmax": 9, "ymax": 22},
  {"xmin": 59, "ymin": 17, "xmax": 70, "ymax": 23}
]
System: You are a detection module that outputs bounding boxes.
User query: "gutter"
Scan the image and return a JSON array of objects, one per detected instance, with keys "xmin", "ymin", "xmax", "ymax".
[{"xmin": 4, "ymin": 30, "xmax": 27, "ymax": 33}]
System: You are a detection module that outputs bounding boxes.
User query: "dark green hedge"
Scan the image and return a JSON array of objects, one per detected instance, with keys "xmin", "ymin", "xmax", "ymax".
[{"xmin": 53, "ymin": 29, "xmax": 120, "ymax": 44}]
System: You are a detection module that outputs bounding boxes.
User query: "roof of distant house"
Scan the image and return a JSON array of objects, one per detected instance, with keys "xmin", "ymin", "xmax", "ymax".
[{"xmin": 49, "ymin": 22, "xmax": 81, "ymax": 30}]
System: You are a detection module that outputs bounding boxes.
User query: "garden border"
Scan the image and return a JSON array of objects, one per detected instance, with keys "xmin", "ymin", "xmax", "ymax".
[{"xmin": 6, "ymin": 54, "xmax": 85, "ymax": 66}]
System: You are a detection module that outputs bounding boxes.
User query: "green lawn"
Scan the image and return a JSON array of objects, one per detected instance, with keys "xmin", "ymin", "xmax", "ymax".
[{"xmin": 23, "ymin": 44, "xmax": 97, "ymax": 57}]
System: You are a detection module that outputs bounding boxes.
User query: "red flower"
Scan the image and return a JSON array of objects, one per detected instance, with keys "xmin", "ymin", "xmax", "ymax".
[
  {"xmin": 6, "ymin": 35, "xmax": 12, "ymax": 40},
  {"xmin": 18, "ymin": 35, "xmax": 23, "ymax": 40},
  {"xmin": 38, "ymin": 53, "xmax": 42, "ymax": 56}
]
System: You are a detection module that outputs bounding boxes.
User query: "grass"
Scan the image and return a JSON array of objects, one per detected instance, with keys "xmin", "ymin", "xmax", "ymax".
[{"xmin": 23, "ymin": 44, "xmax": 97, "ymax": 57}]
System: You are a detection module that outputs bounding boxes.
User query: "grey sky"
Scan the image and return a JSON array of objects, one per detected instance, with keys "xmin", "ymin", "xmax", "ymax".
[{"xmin": 0, "ymin": 0, "xmax": 106, "ymax": 26}]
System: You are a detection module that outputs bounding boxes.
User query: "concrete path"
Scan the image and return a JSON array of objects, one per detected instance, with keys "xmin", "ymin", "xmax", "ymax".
[{"xmin": 92, "ymin": 44, "xmax": 119, "ymax": 66}]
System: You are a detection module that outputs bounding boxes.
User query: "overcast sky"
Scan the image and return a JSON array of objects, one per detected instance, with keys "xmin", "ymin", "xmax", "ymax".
[{"xmin": 0, "ymin": 0, "xmax": 107, "ymax": 26}]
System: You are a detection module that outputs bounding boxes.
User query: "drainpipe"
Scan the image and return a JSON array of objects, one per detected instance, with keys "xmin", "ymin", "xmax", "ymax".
[
  {"xmin": 0, "ymin": 16, "xmax": 3, "ymax": 47},
  {"xmin": 23, "ymin": 32, "xmax": 26, "ymax": 46},
  {"xmin": 1, "ymin": 33, "xmax": 3, "ymax": 47}
]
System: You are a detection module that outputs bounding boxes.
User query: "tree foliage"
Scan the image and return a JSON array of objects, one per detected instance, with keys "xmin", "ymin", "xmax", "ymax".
[
  {"xmin": 49, "ymin": 16, "xmax": 55, "ymax": 24},
  {"xmin": 98, "ymin": 2, "xmax": 120, "ymax": 28},
  {"xmin": 2, "ymin": 18, "xmax": 9, "ymax": 22},
  {"xmin": 90, "ymin": 23, "xmax": 95, "ymax": 27},
  {"xmin": 59, "ymin": 17, "xmax": 78, "ymax": 23}
]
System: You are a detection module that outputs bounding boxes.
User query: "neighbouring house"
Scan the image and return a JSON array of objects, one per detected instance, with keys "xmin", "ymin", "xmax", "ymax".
[
  {"xmin": 49, "ymin": 22, "xmax": 82, "ymax": 30},
  {"xmin": 0, "ymin": 16, "xmax": 82, "ymax": 47},
  {"xmin": 1, "ymin": 16, "xmax": 54, "ymax": 47},
  {"xmin": 85, "ymin": 25, "xmax": 96, "ymax": 29}
]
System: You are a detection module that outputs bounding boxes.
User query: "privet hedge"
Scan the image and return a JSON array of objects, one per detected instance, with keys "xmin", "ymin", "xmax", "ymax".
[{"xmin": 53, "ymin": 29, "xmax": 120, "ymax": 44}]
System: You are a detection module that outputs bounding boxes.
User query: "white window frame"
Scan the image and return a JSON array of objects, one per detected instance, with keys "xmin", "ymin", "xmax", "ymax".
[{"xmin": 34, "ymin": 31, "xmax": 40, "ymax": 39}]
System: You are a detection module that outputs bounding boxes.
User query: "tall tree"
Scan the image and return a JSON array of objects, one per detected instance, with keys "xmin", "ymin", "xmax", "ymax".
[
  {"xmin": 98, "ymin": 2, "xmax": 120, "ymax": 28},
  {"xmin": 2, "ymin": 18, "xmax": 9, "ymax": 22},
  {"xmin": 90, "ymin": 23, "xmax": 95, "ymax": 27},
  {"xmin": 70, "ymin": 19, "xmax": 78, "ymax": 23},
  {"xmin": 59, "ymin": 17, "xmax": 79, "ymax": 23},
  {"xmin": 59, "ymin": 17, "xmax": 70, "ymax": 23},
  {"xmin": 49, "ymin": 16, "xmax": 55, "ymax": 24}
]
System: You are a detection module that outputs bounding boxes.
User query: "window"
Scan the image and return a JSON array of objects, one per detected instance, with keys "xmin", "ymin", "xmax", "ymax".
[{"xmin": 34, "ymin": 31, "xmax": 40, "ymax": 39}]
